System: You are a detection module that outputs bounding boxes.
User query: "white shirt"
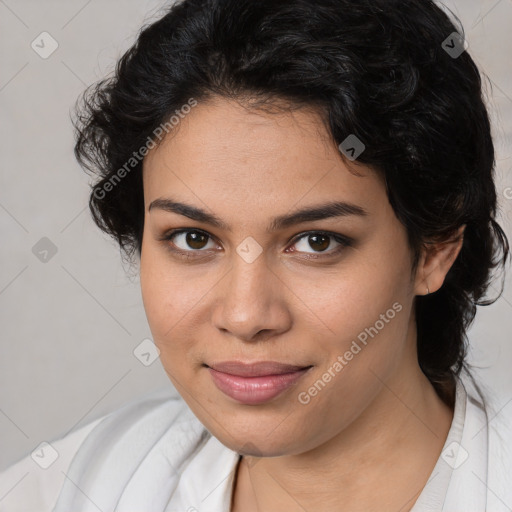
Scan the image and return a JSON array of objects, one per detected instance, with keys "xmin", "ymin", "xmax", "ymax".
[{"xmin": 1, "ymin": 368, "xmax": 511, "ymax": 511}]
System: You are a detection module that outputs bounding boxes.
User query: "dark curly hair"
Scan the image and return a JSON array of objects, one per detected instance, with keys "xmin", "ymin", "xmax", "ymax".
[{"xmin": 73, "ymin": 0, "xmax": 509, "ymax": 407}]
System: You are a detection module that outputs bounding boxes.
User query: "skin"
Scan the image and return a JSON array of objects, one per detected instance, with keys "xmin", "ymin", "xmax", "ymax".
[{"xmin": 140, "ymin": 96, "xmax": 465, "ymax": 512}]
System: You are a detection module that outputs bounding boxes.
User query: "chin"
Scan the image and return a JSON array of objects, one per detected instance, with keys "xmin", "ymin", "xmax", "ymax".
[{"xmin": 203, "ymin": 415, "xmax": 311, "ymax": 457}]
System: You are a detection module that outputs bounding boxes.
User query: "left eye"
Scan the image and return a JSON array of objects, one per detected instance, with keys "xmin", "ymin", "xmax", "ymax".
[{"xmin": 289, "ymin": 232, "xmax": 349, "ymax": 254}]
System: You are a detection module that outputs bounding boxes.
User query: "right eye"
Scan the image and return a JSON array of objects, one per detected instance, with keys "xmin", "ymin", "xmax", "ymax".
[{"xmin": 159, "ymin": 228, "xmax": 220, "ymax": 257}]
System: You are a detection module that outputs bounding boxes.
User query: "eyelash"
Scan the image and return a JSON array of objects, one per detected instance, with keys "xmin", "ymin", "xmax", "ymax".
[{"xmin": 158, "ymin": 228, "xmax": 353, "ymax": 261}]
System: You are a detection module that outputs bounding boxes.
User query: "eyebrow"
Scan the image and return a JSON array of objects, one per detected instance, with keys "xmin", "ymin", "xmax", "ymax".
[{"xmin": 148, "ymin": 197, "xmax": 368, "ymax": 232}]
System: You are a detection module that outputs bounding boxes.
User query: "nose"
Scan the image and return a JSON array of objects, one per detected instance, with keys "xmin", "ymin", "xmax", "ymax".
[{"xmin": 211, "ymin": 253, "xmax": 292, "ymax": 343}]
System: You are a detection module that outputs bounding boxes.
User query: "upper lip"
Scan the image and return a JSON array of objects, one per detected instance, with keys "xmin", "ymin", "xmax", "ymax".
[{"xmin": 206, "ymin": 361, "xmax": 311, "ymax": 377}]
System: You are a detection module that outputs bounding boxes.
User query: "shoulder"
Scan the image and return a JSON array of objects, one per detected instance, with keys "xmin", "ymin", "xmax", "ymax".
[
  {"xmin": 458, "ymin": 368, "xmax": 512, "ymax": 454},
  {"xmin": 0, "ymin": 387, "xmax": 202, "ymax": 512},
  {"xmin": 457, "ymin": 368, "xmax": 512, "ymax": 459},
  {"xmin": 0, "ymin": 416, "xmax": 103, "ymax": 512},
  {"xmin": 457, "ymin": 369, "xmax": 512, "ymax": 510},
  {"xmin": 480, "ymin": 380, "xmax": 512, "ymax": 510}
]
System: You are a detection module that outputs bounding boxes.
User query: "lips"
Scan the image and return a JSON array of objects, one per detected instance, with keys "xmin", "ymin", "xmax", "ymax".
[{"xmin": 205, "ymin": 360, "xmax": 313, "ymax": 405}]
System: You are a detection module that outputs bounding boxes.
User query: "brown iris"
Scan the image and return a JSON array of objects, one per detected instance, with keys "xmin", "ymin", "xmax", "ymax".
[
  {"xmin": 185, "ymin": 231, "xmax": 209, "ymax": 250},
  {"xmin": 307, "ymin": 234, "xmax": 330, "ymax": 252}
]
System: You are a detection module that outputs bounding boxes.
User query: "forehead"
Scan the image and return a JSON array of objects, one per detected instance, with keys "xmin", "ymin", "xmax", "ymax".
[{"xmin": 142, "ymin": 97, "xmax": 386, "ymax": 220}]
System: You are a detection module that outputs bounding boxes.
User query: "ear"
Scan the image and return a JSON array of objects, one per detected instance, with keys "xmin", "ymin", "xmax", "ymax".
[{"xmin": 414, "ymin": 225, "xmax": 466, "ymax": 296}]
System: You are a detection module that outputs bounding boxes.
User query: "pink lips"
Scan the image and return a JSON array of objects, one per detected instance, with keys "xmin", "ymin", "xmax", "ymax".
[{"xmin": 206, "ymin": 361, "xmax": 312, "ymax": 405}]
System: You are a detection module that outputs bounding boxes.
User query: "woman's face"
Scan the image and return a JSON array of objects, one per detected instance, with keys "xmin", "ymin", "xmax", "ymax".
[{"xmin": 140, "ymin": 96, "xmax": 423, "ymax": 456}]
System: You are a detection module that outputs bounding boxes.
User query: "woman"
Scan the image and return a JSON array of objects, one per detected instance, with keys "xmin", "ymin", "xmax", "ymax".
[{"xmin": 1, "ymin": 0, "xmax": 510, "ymax": 510}]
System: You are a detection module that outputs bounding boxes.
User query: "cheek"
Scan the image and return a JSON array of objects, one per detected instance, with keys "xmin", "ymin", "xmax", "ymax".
[
  {"xmin": 139, "ymin": 243, "xmax": 216, "ymax": 374},
  {"xmin": 141, "ymin": 275, "xmax": 189, "ymax": 347},
  {"xmin": 300, "ymin": 246, "xmax": 412, "ymax": 392},
  {"xmin": 140, "ymin": 244, "xmax": 187, "ymax": 353},
  {"xmin": 140, "ymin": 270, "xmax": 199, "ymax": 394},
  {"xmin": 293, "ymin": 282, "xmax": 410, "ymax": 447},
  {"xmin": 307, "ymin": 258, "xmax": 408, "ymax": 346}
]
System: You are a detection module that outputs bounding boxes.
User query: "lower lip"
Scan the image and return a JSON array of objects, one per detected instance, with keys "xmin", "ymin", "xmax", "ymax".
[{"xmin": 207, "ymin": 367, "xmax": 311, "ymax": 405}]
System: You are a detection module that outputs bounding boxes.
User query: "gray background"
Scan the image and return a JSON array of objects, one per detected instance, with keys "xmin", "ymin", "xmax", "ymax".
[{"xmin": 1, "ymin": 0, "xmax": 511, "ymax": 471}]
